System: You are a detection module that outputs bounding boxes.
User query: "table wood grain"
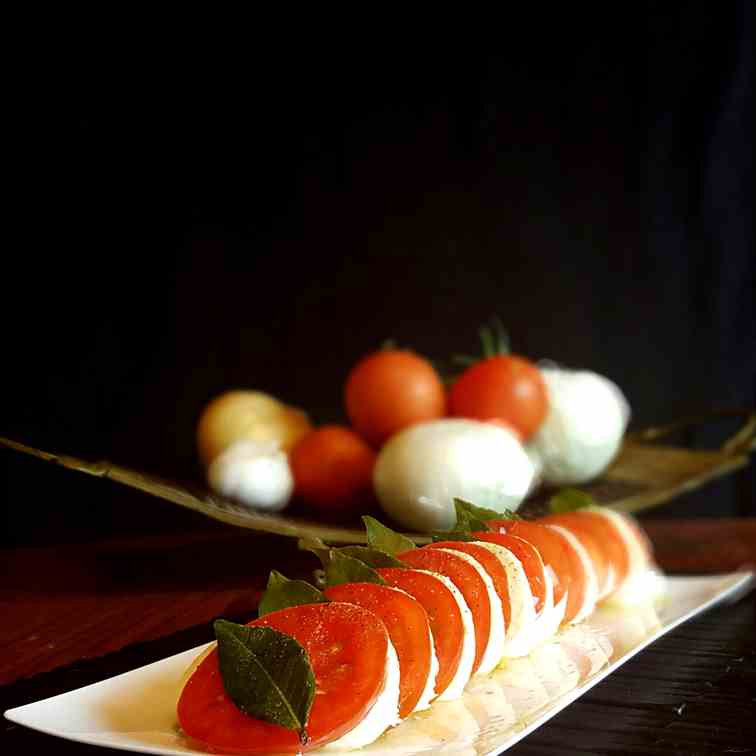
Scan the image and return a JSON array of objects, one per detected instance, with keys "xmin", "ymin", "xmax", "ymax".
[{"xmin": 1, "ymin": 518, "xmax": 755, "ymax": 754}]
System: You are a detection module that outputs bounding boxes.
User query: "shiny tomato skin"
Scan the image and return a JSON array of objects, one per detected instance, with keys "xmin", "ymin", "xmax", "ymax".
[
  {"xmin": 345, "ymin": 350, "xmax": 447, "ymax": 447},
  {"xmin": 448, "ymin": 355, "xmax": 548, "ymax": 440},
  {"xmin": 289, "ymin": 425, "xmax": 376, "ymax": 512}
]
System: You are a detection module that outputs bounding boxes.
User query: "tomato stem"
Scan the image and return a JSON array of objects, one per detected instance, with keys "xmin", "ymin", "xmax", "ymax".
[{"xmin": 479, "ymin": 316, "xmax": 511, "ymax": 357}]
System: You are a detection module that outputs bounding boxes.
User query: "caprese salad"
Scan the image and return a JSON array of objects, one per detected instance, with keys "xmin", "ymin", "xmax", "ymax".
[{"xmin": 177, "ymin": 499, "xmax": 658, "ymax": 754}]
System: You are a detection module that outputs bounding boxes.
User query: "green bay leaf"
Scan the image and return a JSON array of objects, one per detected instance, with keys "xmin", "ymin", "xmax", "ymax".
[
  {"xmin": 431, "ymin": 530, "xmax": 475, "ymax": 542},
  {"xmin": 336, "ymin": 545, "xmax": 404, "ymax": 568},
  {"xmin": 549, "ymin": 488, "xmax": 596, "ymax": 514},
  {"xmin": 325, "ymin": 550, "xmax": 386, "ymax": 587},
  {"xmin": 258, "ymin": 570, "xmax": 329, "ymax": 618},
  {"xmin": 362, "ymin": 515, "xmax": 416, "ymax": 555},
  {"xmin": 214, "ymin": 619, "xmax": 315, "ymax": 743}
]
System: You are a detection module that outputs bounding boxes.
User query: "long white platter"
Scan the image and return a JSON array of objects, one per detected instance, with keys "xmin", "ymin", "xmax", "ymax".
[{"xmin": 5, "ymin": 571, "xmax": 754, "ymax": 755}]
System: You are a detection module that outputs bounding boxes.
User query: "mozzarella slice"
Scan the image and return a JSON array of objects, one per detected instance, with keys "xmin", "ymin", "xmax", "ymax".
[
  {"xmin": 471, "ymin": 541, "xmax": 537, "ymax": 659},
  {"xmin": 530, "ymin": 565, "xmax": 567, "ymax": 650},
  {"xmin": 412, "ymin": 625, "xmax": 440, "ymax": 713},
  {"xmin": 435, "ymin": 548, "xmax": 506, "ymax": 676},
  {"xmin": 546, "ymin": 523, "xmax": 600, "ymax": 623},
  {"xmin": 324, "ymin": 637, "xmax": 401, "ymax": 750}
]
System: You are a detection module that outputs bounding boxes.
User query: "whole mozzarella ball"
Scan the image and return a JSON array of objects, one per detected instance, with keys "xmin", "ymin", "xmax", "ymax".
[
  {"xmin": 373, "ymin": 418, "xmax": 535, "ymax": 532},
  {"xmin": 207, "ymin": 439, "xmax": 294, "ymax": 511},
  {"xmin": 529, "ymin": 367, "xmax": 630, "ymax": 486}
]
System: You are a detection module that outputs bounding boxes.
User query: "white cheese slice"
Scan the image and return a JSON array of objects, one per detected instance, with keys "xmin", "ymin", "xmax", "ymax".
[
  {"xmin": 435, "ymin": 548, "xmax": 506, "ymax": 676},
  {"xmin": 412, "ymin": 626, "xmax": 440, "ymax": 712},
  {"xmin": 324, "ymin": 637, "xmax": 401, "ymax": 750},
  {"xmin": 471, "ymin": 541, "xmax": 537, "ymax": 659},
  {"xmin": 546, "ymin": 523, "xmax": 600, "ymax": 623},
  {"xmin": 530, "ymin": 566, "xmax": 567, "ymax": 649}
]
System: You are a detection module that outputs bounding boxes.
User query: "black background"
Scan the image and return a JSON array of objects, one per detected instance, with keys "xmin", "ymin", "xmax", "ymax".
[{"xmin": 2, "ymin": 4, "xmax": 753, "ymax": 546}]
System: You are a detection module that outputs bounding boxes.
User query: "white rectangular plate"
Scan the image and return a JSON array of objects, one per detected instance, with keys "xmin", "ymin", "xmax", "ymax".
[{"xmin": 5, "ymin": 571, "xmax": 754, "ymax": 756}]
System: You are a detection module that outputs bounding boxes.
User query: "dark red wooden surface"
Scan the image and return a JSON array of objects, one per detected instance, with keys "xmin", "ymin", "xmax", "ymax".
[{"xmin": 1, "ymin": 519, "xmax": 755, "ymax": 754}]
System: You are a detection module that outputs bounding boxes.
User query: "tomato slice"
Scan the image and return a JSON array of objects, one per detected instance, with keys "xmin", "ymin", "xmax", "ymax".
[
  {"xmin": 398, "ymin": 548, "xmax": 491, "ymax": 675},
  {"xmin": 177, "ymin": 602, "xmax": 389, "ymax": 754},
  {"xmin": 377, "ymin": 567, "xmax": 463, "ymax": 699},
  {"xmin": 324, "ymin": 582, "xmax": 432, "ymax": 718},
  {"xmin": 491, "ymin": 520, "xmax": 586, "ymax": 624},
  {"xmin": 428, "ymin": 541, "xmax": 511, "ymax": 628},
  {"xmin": 561, "ymin": 510, "xmax": 651, "ymax": 593},
  {"xmin": 541, "ymin": 513, "xmax": 611, "ymax": 598},
  {"xmin": 472, "ymin": 531, "xmax": 547, "ymax": 614}
]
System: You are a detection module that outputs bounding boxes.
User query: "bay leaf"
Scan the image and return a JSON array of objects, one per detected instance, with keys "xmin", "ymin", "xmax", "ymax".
[
  {"xmin": 362, "ymin": 515, "xmax": 416, "ymax": 555},
  {"xmin": 549, "ymin": 488, "xmax": 596, "ymax": 514},
  {"xmin": 214, "ymin": 619, "xmax": 315, "ymax": 743},
  {"xmin": 257, "ymin": 570, "xmax": 329, "ymax": 618}
]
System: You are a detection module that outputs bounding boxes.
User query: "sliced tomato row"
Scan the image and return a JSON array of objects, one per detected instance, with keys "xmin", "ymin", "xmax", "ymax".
[{"xmin": 178, "ymin": 509, "xmax": 652, "ymax": 754}]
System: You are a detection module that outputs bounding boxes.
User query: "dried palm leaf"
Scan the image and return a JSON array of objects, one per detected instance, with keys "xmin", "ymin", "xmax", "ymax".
[{"xmin": 1, "ymin": 408, "xmax": 753, "ymax": 543}]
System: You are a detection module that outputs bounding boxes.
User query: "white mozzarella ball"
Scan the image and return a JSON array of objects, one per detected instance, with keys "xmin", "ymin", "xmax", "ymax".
[
  {"xmin": 207, "ymin": 439, "xmax": 293, "ymax": 511},
  {"xmin": 529, "ymin": 366, "xmax": 630, "ymax": 486},
  {"xmin": 373, "ymin": 419, "xmax": 535, "ymax": 532}
]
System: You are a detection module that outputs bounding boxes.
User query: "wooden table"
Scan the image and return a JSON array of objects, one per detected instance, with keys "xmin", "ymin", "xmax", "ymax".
[{"xmin": 2, "ymin": 519, "xmax": 755, "ymax": 755}]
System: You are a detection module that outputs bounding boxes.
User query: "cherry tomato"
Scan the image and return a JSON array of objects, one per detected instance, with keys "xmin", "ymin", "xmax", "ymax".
[
  {"xmin": 345, "ymin": 350, "xmax": 446, "ymax": 447},
  {"xmin": 289, "ymin": 426, "xmax": 376, "ymax": 512},
  {"xmin": 448, "ymin": 355, "xmax": 548, "ymax": 440}
]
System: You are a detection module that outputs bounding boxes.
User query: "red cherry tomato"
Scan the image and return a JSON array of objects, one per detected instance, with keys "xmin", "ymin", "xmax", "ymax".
[
  {"xmin": 448, "ymin": 355, "xmax": 548, "ymax": 440},
  {"xmin": 289, "ymin": 426, "xmax": 376, "ymax": 512},
  {"xmin": 345, "ymin": 350, "xmax": 446, "ymax": 447}
]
